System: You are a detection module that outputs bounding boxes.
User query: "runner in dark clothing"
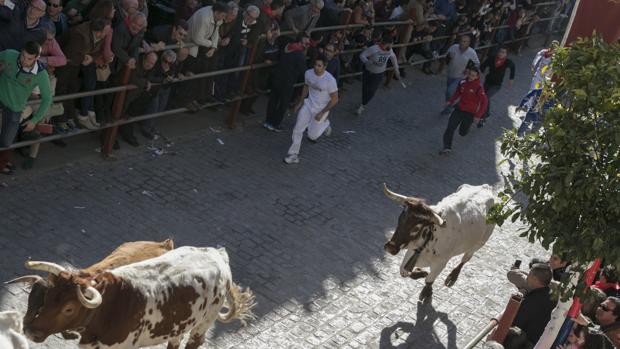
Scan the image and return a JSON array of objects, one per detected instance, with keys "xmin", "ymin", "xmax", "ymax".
[
  {"xmin": 263, "ymin": 33, "xmax": 309, "ymax": 132},
  {"xmin": 479, "ymin": 47, "xmax": 515, "ymax": 124}
]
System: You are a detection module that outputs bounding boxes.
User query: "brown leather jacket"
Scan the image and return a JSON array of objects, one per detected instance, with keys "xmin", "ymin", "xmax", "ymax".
[{"xmin": 58, "ymin": 21, "xmax": 105, "ymax": 66}]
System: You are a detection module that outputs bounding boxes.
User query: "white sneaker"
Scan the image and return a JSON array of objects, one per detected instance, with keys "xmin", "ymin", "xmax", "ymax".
[
  {"xmin": 323, "ymin": 125, "xmax": 332, "ymax": 137},
  {"xmin": 78, "ymin": 115, "xmax": 98, "ymax": 130},
  {"xmin": 87, "ymin": 111, "xmax": 100, "ymax": 127},
  {"xmin": 283, "ymin": 154, "xmax": 300, "ymax": 164},
  {"xmin": 439, "ymin": 148, "xmax": 452, "ymax": 155},
  {"xmin": 356, "ymin": 105, "xmax": 365, "ymax": 115}
]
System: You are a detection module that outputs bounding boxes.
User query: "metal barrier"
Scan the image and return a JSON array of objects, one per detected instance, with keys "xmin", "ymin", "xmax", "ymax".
[
  {"xmin": 1, "ymin": 2, "xmax": 564, "ymax": 154},
  {"xmin": 464, "ymin": 293, "xmax": 524, "ymax": 348},
  {"xmin": 463, "ymin": 319, "xmax": 499, "ymax": 349}
]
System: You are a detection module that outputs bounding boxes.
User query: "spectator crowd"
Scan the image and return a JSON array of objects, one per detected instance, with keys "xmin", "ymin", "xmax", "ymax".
[
  {"xmin": 482, "ymin": 256, "xmax": 620, "ymax": 349},
  {"xmin": 0, "ymin": 0, "xmax": 574, "ymax": 172},
  {"xmin": 3, "ymin": 1, "xmax": 617, "ymax": 348}
]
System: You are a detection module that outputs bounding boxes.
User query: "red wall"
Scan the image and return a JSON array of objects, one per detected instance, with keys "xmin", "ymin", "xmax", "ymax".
[{"xmin": 563, "ymin": 0, "xmax": 620, "ymax": 45}]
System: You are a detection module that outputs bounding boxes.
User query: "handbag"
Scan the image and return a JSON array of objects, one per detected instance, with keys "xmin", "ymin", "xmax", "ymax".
[
  {"xmin": 96, "ymin": 64, "xmax": 112, "ymax": 82},
  {"xmin": 35, "ymin": 123, "xmax": 54, "ymax": 135}
]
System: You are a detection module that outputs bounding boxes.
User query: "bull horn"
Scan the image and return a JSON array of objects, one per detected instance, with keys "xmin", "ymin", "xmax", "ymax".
[
  {"xmin": 383, "ymin": 183, "xmax": 408, "ymax": 204},
  {"xmin": 76, "ymin": 285, "xmax": 102, "ymax": 309},
  {"xmin": 431, "ymin": 210, "xmax": 445, "ymax": 227},
  {"xmin": 25, "ymin": 260, "xmax": 67, "ymax": 276},
  {"xmin": 5, "ymin": 275, "xmax": 44, "ymax": 285}
]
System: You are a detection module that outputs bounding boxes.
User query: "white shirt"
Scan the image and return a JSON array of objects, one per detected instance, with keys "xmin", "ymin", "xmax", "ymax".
[
  {"xmin": 304, "ymin": 69, "xmax": 338, "ymax": 111},
  {"xmin": 530, "ymin": 49, "xmax": 552, "ymax": 89},
  {"xmin": 359, "ymin": 44, "xmax": 399, "ymax": 74},
  {"xmin": 186, "ymin": 6, "xmax": 221, "ymax": 57},
  {"xmin": 446, "ymin": 44, "xmax": 480, "ymax": 78}
]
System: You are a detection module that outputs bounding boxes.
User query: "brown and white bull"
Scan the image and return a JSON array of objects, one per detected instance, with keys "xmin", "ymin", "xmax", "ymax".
[
  {"xmin": 7, "ymin": 239, "xmax": 174, "ymax": 340},
  {"xmin": 15, "ymin": 246, "xmax": 255, "ymax": 349},
  {"xmin": 383, "ymin": 183, "xmax": 497, "ymax": 302}
]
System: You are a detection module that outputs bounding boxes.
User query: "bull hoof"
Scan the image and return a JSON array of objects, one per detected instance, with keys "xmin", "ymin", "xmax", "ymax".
[
  {"xmin": 418, "ymin": 285, "xmax": 433, "ymax": 303},
  {"xmin": 444, "ymin": 270, "xmax": 461, "ymax": 287},
  {"xmin": 409, "ymin": 270, "xmax": 429, "ymax": 279}
]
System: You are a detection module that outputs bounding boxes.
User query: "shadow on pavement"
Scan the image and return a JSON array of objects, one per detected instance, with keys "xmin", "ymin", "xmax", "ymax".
[{"xmin": 379, "ymin": 303, "xmax": 457, "ymax": 349}]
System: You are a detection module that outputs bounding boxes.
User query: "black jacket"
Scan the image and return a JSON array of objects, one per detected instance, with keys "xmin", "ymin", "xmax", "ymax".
[
  {"xmin": 481, "ymin": 56, "xmax": 515, "ymax": 87},
  {"xmin": 146, "ymin": 25, "xmax": 176, "ymax": 45},
  {"xmin": 512, "ymin": 286, "xmax": 556, "ymax": 344},
  {"xmin": 271, "ymin": 44, "xmax": 306, "ymax": 86},
  {"xmin": 111, "ymin": 21, "xmax": 145, "ymax": 72}
]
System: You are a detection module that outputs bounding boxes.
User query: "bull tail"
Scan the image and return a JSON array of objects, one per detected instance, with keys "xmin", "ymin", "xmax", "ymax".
[{"xmin": 217, "ymin": 281, "xmax": 256, "ymax": 326}]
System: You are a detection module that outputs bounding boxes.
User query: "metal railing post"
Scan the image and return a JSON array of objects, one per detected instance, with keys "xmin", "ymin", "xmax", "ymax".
[
  {"xmin": 102, "ymin": 67, "xmax": 132, "ymax": 157},
  {"xmin": 227, "ymin": 44, "xmax": 259, "ymax": 129},
  {"xmin": 463, "ymin": 319, "xmax": 499, "ymax": 349},
  {"xmin": 226, "ymin": 39, "xmax": 260, "ymax": 129},
  {"xmin": 490, "ymin": 293, "xmax": 523, "ymax": 343}
]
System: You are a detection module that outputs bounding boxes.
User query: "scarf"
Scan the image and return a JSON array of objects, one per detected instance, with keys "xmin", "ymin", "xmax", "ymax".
[{"xmin": 495, "ymin": 57, "xmax": 506, "ymax": 68}]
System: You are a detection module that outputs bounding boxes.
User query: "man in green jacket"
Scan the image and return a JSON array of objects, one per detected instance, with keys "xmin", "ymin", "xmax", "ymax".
[{"xmin": 0, "ymin": 41, "xmax": 52, "ymax": 175}]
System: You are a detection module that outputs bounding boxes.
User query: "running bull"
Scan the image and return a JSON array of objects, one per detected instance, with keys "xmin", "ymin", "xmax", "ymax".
[
  {"xmin": 383, "ymin": 183, "xmax": 497, "ymax": 302},
  {"xmin": 12, "ymin": 246, "xmax": 255, "ymax": 349},
  {"xmin": 7, "ymin": 239, "xmax": 175, "ymax": 340}
]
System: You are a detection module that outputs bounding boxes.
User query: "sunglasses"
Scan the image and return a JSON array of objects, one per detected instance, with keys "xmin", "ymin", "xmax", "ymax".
[
  {"xmin": 47, "ymin": 2, "xmax": 62, "ymax": 7},
  {"xmin": 599, "ymin": 303, "xmax": 613, "ymax": 312}
]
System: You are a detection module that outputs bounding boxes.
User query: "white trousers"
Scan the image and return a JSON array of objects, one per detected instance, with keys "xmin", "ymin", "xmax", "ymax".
[{"xmin": 287, "ymin": 103, "xmax": 330, "ymax": 156}]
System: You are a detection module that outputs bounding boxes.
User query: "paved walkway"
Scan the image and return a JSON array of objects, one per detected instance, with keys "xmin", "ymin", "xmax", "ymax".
[{"xmin": 0, "ymin": 43, "xmax": 551, "ymax": 349}]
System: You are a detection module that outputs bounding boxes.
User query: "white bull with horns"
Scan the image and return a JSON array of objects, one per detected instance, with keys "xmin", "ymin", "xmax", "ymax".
[{"xmin": 383, "ymin": 183, "xmax": 497, "ymax": 302}]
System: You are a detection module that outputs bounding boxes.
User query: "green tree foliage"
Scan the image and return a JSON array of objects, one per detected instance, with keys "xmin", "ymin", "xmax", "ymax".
[{"xmin": 489, "ymin": 35, "xmax": 620, "ymax": 285}]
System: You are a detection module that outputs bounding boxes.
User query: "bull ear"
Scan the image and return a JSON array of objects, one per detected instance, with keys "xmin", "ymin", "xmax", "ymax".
[{"xmin": 431, "ymin": 210, "xmax": 446, "ymax": 227}]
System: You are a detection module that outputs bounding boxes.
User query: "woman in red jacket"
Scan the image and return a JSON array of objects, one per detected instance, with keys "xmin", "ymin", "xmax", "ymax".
[{"xmin": 440, "ymin": 66, "xmax": 488, "ymax": 155}]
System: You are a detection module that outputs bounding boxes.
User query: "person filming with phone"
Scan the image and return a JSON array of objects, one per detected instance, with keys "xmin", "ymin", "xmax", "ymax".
[{"xmin": 508, "ymin": 253, "xmax": 570, "ymax": 294}]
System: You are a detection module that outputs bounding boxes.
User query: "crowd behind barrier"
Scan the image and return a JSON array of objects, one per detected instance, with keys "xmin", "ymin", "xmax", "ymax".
[
  {"xmin": 6, "ymin": 1, "xmax": 620, "ymax": 348},
  {"xmin": 465, "ymin": 257, "xmax": 620, "ymax": 349},
  {"xmin": 0, "ymin": 0, "xmax": 573, "ymax": 170}
]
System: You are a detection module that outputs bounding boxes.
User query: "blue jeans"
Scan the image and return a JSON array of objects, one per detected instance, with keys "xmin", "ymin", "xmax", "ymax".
[
  {"xmin": 0, "ymin": 102, "xmax": 22, "ymax": 148},
  {"xmin": 79, "ymin": 63, "xmax": 97, "ymax": 116},
  {"xmin": 445, "ymin": 77, "xmax": 461, "ymax": 101},
  {"xmin": 141, "ymin": 87, "xmax": 171, "ymax": 132},
  {"xmin": 0, "ymin": 101, "xmax": 22, "ymax": 168},
  {"xmin": 517, "ymin": 111, "xmax": 541, "ymax": 137},
  {"xmin": 441, "ymin": 77, "xmax": 461, "ymax": 114},
  {"xmin": 483, "ymin": 83, "xmax": 501, "ymax": 118}
]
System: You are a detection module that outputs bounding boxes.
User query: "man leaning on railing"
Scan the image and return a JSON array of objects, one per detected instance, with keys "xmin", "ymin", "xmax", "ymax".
[{"xmin": 0, "ymin": 42, "xmax": 52, "ymax": 176}]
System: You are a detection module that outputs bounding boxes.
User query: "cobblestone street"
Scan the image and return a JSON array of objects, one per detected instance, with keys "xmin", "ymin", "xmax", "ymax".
[{"xmin": 0, "ymin": 44, "xmax": 551, "ymax": 348}]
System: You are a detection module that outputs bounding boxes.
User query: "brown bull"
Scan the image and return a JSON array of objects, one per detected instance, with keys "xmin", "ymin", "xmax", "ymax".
[
  {"xmin": 6, "ymin": 239, "xmax": 174, "ymax": 339},
  {"xmin": 16, "ymin": 246, "xmax": 254, "ymax": 349}
]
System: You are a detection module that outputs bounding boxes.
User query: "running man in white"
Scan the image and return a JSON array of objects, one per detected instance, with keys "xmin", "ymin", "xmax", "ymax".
[{"xmin": 284, "ymin": 55, "xmax": 339, "ymax": 164}]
